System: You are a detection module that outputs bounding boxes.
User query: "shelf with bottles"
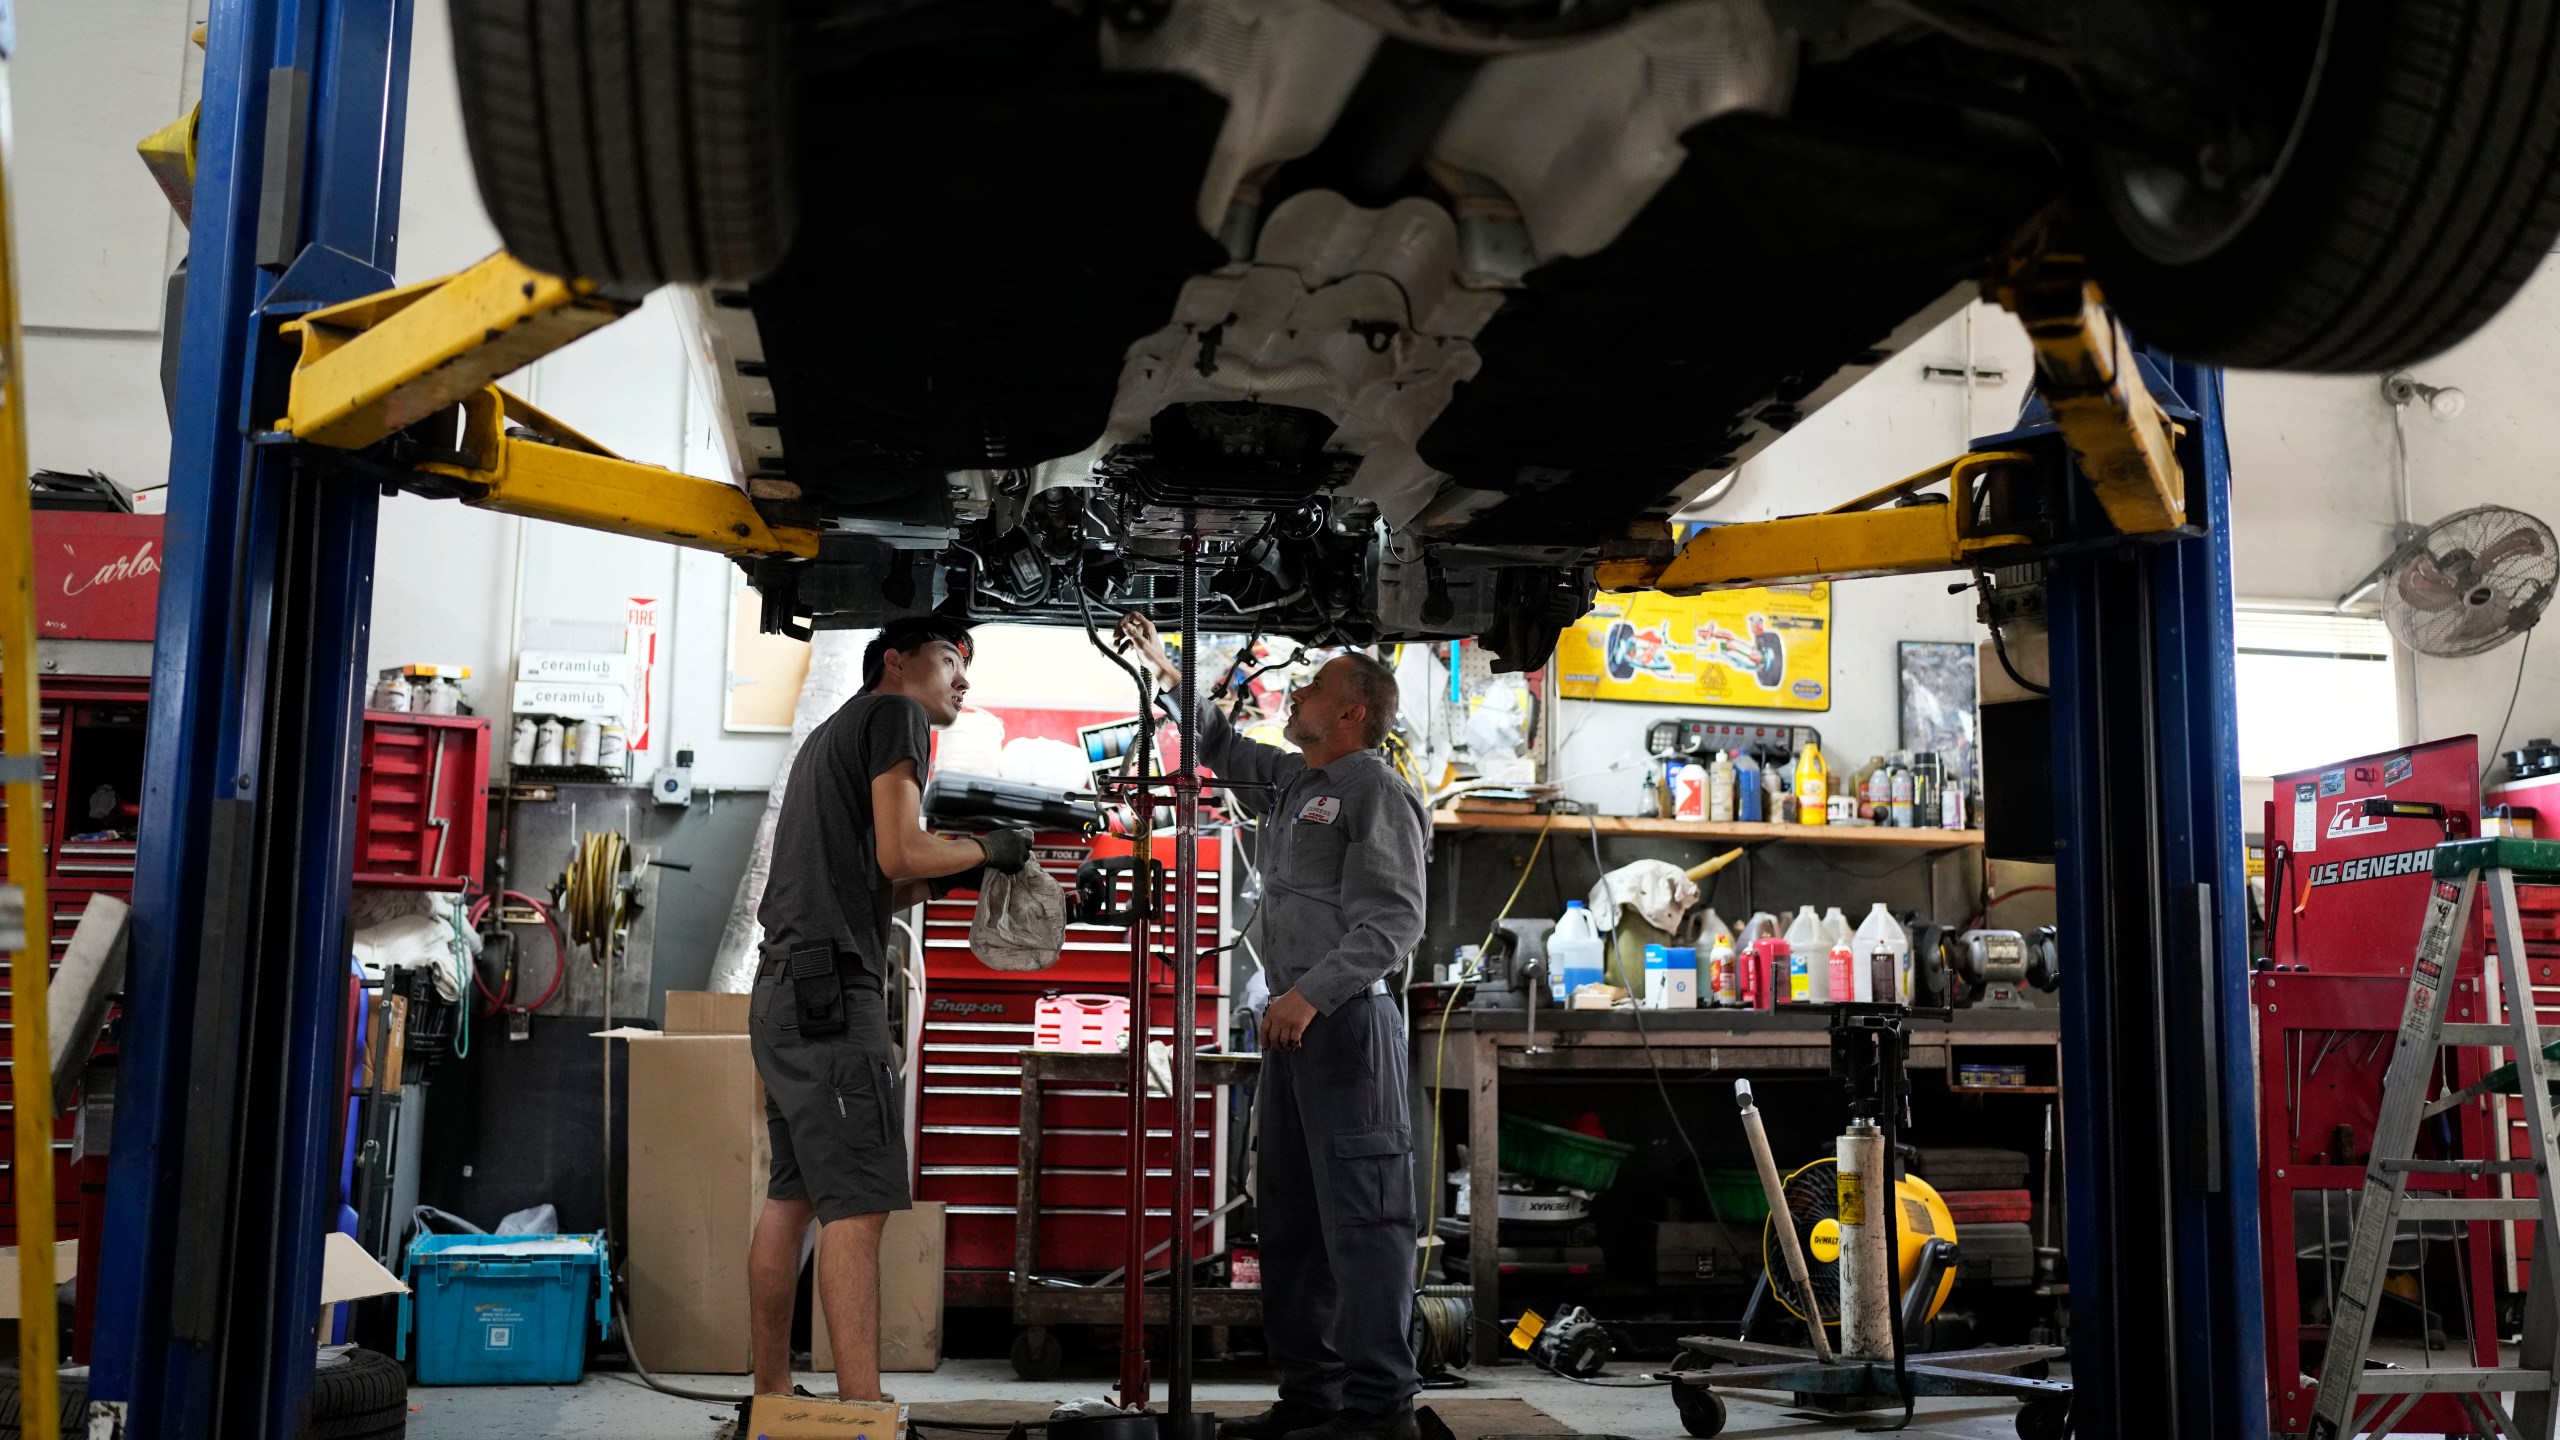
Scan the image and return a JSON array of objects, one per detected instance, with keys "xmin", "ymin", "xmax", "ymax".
[{"xmin": 1429, "ymin": 808, "xmax": 1983, "ymax": 849}]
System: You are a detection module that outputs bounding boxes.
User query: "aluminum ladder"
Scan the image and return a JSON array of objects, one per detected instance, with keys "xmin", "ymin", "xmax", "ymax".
[{"xmin": 2310, "ymin": 837, "xmax": 2560, "ymax": 1440}]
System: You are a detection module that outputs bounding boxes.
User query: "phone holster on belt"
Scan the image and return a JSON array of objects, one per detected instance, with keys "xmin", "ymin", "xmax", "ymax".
[{"xmin": 789, "ymin": 943, "xmax": 848, "ymax": 1037}]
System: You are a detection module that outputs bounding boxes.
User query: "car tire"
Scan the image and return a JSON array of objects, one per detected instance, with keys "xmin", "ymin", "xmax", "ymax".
[
  {"xmin": 0, "ymin": 1349, "xmax": 409, "ymax": 1439},
  {"xmin": 2080, "ymin": 0, "xmax": 2560, "ymax": 371},
  {"xmin": 0, "ymin": 1370, "xmax": 86, "ymax": 1440},
  {"xmin": 450, "ymin": 0, "xmax": 796, "ymax": 286},
  {"xmin": 306, "ymin": 1347, "xmax": 410, "ymax": 1440}
]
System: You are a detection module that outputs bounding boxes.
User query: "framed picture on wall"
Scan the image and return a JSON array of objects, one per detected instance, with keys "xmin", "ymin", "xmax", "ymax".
[{"xmin": 1898, "ymin": 640, "xmax": 1978, "ymax": 784}]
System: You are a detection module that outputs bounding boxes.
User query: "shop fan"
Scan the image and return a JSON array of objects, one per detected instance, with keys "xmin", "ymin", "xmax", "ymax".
[
  {"xmin": 1759, "ymin": 1159, "xmax": 1960, "ymax": 1332},
  {"xmin": 2373, "ymin": 505, "xmax": 2556, "ymax": 659},
  {"xmin": 1763, "ymin": 1160, "xmax": 1847, "ymax": 1327}
]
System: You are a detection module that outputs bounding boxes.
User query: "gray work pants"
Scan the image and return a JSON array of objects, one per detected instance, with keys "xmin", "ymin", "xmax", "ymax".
[{"xmin": 1256, "ymin": 991, "xmax": 1421, "ymax": 1413}]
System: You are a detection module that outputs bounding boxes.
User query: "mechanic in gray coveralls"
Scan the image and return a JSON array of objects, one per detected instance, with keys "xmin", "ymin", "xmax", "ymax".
[{"xmin": 1115, "ymin": 612, "xmax": 1429, "ymax": 1440}]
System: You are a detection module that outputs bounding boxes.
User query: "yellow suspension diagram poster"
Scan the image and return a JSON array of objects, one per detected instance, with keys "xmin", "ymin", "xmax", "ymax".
[{"xmin": 1555, "ymin": 582, "xmax": 1832, "ymax": 710}]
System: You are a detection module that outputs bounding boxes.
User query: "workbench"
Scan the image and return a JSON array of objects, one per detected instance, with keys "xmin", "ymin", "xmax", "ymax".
[{"xmin": 1415, "ymin": 1006, "xmax": 2060, "ymax": 1317}]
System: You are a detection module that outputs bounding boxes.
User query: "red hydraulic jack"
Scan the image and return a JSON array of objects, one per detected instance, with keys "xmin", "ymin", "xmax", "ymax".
[{"xmin": 1077, "ymin": 531, "xmax": 1217, "ymax": 1440}]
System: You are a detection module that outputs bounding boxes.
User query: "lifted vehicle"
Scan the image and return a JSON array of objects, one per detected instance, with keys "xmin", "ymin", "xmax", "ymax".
[{"xmin": 453, "ymin": 0, "xmax": 2560, "ymax": 667}]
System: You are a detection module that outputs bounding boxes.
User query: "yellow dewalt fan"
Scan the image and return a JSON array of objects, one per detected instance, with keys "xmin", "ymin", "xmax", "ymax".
[{"xmin": 1761, "ymin": 1156, "xmax": 1960, "ymax": 1337}]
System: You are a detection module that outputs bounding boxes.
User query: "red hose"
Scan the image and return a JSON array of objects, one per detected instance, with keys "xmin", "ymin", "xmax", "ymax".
[
  {"xmin": 1969, "ymin": 884, "xmax": 2058, "ymax": 930},
  {"xmin": 469, "ymin": 891, "xmax": 567, "ymax": 1016}
]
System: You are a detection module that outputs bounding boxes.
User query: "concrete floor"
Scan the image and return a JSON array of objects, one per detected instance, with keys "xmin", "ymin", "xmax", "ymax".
[{"xmin": 403, "ymin": 1356, "xmax": 2041, "ymax": 1439}]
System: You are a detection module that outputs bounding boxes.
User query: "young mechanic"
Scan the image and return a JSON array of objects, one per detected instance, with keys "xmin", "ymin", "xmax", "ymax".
[
  {"xmin": 1115, "ymin": 612, "xmax": 1430, "ymax": 1440},
  {"xmin": 742, "ymin": 615, "xmax": 1034, "ymax": 1418}
]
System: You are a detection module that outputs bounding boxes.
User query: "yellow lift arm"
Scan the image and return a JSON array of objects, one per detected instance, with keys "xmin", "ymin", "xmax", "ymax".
[
  {"xmin": 273, "ymin": 251, "xmax": 818, "ymax": 559},
  {"xmin": 1604, "ymin": 221, "xmax": 2189, "ymax": 596}
]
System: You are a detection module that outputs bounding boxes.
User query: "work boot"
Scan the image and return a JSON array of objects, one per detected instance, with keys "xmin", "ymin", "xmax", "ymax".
[
  {"xmin": 1281, "ymin": 1405, "xmax": 1418, "ymax": 1440},
  {"xmin": 1219, "ymin": 1399, "xmax": 1338, "ymax": 1440}
]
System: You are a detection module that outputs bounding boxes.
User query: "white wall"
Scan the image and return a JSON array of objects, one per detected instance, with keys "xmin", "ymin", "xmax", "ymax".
[
  {"xmin": 1552, "ymin": 302, "xmax": 2022, "ymax": 814},
  {"xmin": 2225, "ymin": 256, "xmax": 2560, "ymax": 772},
  {"xmin": 15, "ymin": 0, "xmax": 198, "ymax": 505}
]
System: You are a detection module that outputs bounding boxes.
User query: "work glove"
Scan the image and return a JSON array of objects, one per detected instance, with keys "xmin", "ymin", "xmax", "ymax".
[{"xmin": 979, "ymin": 827, "xmax": 1036, "ymax": 875}]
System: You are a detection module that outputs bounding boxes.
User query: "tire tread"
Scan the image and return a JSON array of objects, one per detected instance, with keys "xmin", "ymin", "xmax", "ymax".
[
  {"xmin": 452, "ymin": 0, "xmax": 792, "ymax": 285},
  {"xmin": 2091, "ymin": 0, "xmax": 2560, "ymax": 372}
]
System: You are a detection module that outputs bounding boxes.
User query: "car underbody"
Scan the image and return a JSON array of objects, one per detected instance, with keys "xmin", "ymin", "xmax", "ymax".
[{"xmin": 638, "ymin": 0, "xmax": 2340, "ymax": 666}]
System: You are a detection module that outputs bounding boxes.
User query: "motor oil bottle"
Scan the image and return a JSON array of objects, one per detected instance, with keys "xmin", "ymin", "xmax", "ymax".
[
  {"xmin": 1795, "ymin": 742, "xmax": 1828, "ymax": 825},
  {"xmin": 1735, "ymin": 749, "xmax": 1764, "ymax": 821},
  {"xmin": 1708, "ymin": 750, "xmax": 1737, "ymax": 822}
]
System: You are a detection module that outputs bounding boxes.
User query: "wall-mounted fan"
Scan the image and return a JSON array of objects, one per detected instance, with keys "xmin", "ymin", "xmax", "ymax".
[{"xmin": 2362, "ymin": 505, "xmax": 2556, "ymax": 659}]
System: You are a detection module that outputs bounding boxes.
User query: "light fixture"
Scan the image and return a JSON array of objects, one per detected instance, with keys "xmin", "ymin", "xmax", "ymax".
[{"xmin": 2381, "ymin": 370, "xmax": 2467, "ymax": 420}]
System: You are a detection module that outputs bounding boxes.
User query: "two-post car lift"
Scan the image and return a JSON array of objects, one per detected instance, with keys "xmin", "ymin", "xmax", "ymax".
[{"xmin": 70, "ymin": 2, "xmax": 2265, "ymax": 1436}]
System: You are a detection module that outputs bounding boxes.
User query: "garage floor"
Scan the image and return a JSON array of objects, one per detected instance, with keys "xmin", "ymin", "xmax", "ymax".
[{"xmin": 402, "ymin": 1357, "xmax": 2042, "ymax": 1439}]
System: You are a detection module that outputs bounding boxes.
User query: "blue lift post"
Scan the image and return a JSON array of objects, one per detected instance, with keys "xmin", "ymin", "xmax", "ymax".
[
  {"xmin": 90, "ymin": 0, "xmax": 414, "ymax": 1435},
  {"xmin": 2048, "ymin": 354, "xmax": 2268, "ymax": 1438}
]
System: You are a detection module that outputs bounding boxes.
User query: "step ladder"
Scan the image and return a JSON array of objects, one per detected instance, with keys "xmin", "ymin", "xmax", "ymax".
[{"xmin": 2311, "ymin": 837, "xmax": 2560, "ymax": 1440}]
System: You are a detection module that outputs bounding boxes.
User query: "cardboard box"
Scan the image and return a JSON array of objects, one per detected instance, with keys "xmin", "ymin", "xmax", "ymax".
[
  {"xmin": 749, "ymin": 1396, "xmax": 903, "ymax": 1440},
  {"xmin": 623, "ymin": 996, "xmax": 767, "ymax": 1373},
  {"xmin": 811, "ymin": 1203, "xmax": 947, "ymax": 1373},
  {"xmin": 630, "ymin": 992, "xmax": 942, "ymax": 1377},
  {"xmin": 666, "ymin": 989, "xmax": 752, "ymax": 1035}
]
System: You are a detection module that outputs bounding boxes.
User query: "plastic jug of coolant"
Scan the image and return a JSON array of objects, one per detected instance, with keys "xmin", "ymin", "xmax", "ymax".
[
  {"xmin": 1550, "ymin": 901, "xmax": 1605, "ymax": 1003},
  {"xmin": 1785, "ymin": 905, "xmax": 1828, "ymax": 1002},
  {"xmin": 1855, "ymin": 902, "xmax": 1910, "ymax": 1006}
]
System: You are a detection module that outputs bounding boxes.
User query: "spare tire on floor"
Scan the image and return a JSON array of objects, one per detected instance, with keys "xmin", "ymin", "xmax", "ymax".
[
  {"xmin": 2081, "ymin": 0, "xmax": 2560, "ymax": 371},
  {"xmin": 450, "ymin": 0, "xmax": 797, "ymax": 286},
  {"xmin": 0, "ymin": 1346, "xmax": 407, "ymax": 1439}
]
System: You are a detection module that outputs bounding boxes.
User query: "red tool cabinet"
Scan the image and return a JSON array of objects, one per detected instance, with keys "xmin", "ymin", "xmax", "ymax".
[
  {"xmin": 354, "ymin": 712, "xmax": 491, "ymax": 888},
  {"xmin": 2256, "ymin": 737, "xmax": 2503, "ymax": 1435},
  {"xmin": 912, "ymin": 831, "xmax": 1233, "ymax": 1306},
  {"xmin": 0, "ymin": 675, "xmax": 148, "ymax": 1250}
]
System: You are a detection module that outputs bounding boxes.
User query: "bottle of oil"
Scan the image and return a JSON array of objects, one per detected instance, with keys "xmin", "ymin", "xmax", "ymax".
[{"xmin": 1795, "ymin": 741, "xmax": 1828, "ymax": 826}]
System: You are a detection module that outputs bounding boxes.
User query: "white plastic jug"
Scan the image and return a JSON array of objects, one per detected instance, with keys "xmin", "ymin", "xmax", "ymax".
[
  {"xmin": 1785, "ymin": 905, "xmax": 1828, "ymax": 1002},
  {"xmin": 1550, "ymin": 901, "xmax": 1605, "ymax": 1002},
  {"xmin": 1822, "ymin": 905, "xmax": 1853, "ymax": 951},
  {"xmin": 1854, "ymin": 902, "xmax": 1911, "ymax": 1006}
]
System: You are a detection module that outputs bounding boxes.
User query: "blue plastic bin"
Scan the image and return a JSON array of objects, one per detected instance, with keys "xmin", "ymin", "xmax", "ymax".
[{"xmin": 398, "ymin": 1232, "xmax": 611, "ymax": 1385}]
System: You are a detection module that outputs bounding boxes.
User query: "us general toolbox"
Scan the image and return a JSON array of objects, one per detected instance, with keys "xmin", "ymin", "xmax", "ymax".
[{"xmin": 398, "ymin": 1233, "xmax": 611, "ymax": 1384}]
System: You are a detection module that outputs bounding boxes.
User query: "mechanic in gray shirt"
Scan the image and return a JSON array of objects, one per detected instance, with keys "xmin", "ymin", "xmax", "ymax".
[{"xmin": 1117, "ymin": 613, "xmax": 1429, "ymax": 1440}]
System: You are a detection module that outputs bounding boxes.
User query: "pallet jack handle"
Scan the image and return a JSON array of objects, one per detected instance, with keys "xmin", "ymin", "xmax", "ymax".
[{"xmin": 1737, "ymin": 1079, "xmax": 1835, "ymax": 1363}]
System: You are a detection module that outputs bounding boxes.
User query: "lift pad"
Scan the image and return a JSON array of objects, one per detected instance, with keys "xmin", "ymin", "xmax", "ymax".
[{"xmin": 1988, "ymin": 227, "xmax": 2187, "ymax": 536}]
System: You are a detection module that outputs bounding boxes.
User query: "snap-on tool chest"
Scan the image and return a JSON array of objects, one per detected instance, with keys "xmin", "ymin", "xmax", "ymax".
[{"xmin": 913, "ymin": 832, "xmax": 1232, "ymax": 1305}]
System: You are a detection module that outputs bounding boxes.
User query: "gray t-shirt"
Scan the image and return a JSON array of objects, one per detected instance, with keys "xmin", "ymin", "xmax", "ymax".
[
  {"xmin": 1197, "ymin": 700, "xmax": 1429, "ymax": 1013},
  {"xmin": 758, "ymin": 692, "xmax": 933, "ymax": 975}
]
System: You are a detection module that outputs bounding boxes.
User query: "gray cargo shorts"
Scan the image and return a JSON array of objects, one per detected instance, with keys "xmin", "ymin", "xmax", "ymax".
[{"xmin": 751, "ymin": 967, "xmax": 912, "ymax": 1223}]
